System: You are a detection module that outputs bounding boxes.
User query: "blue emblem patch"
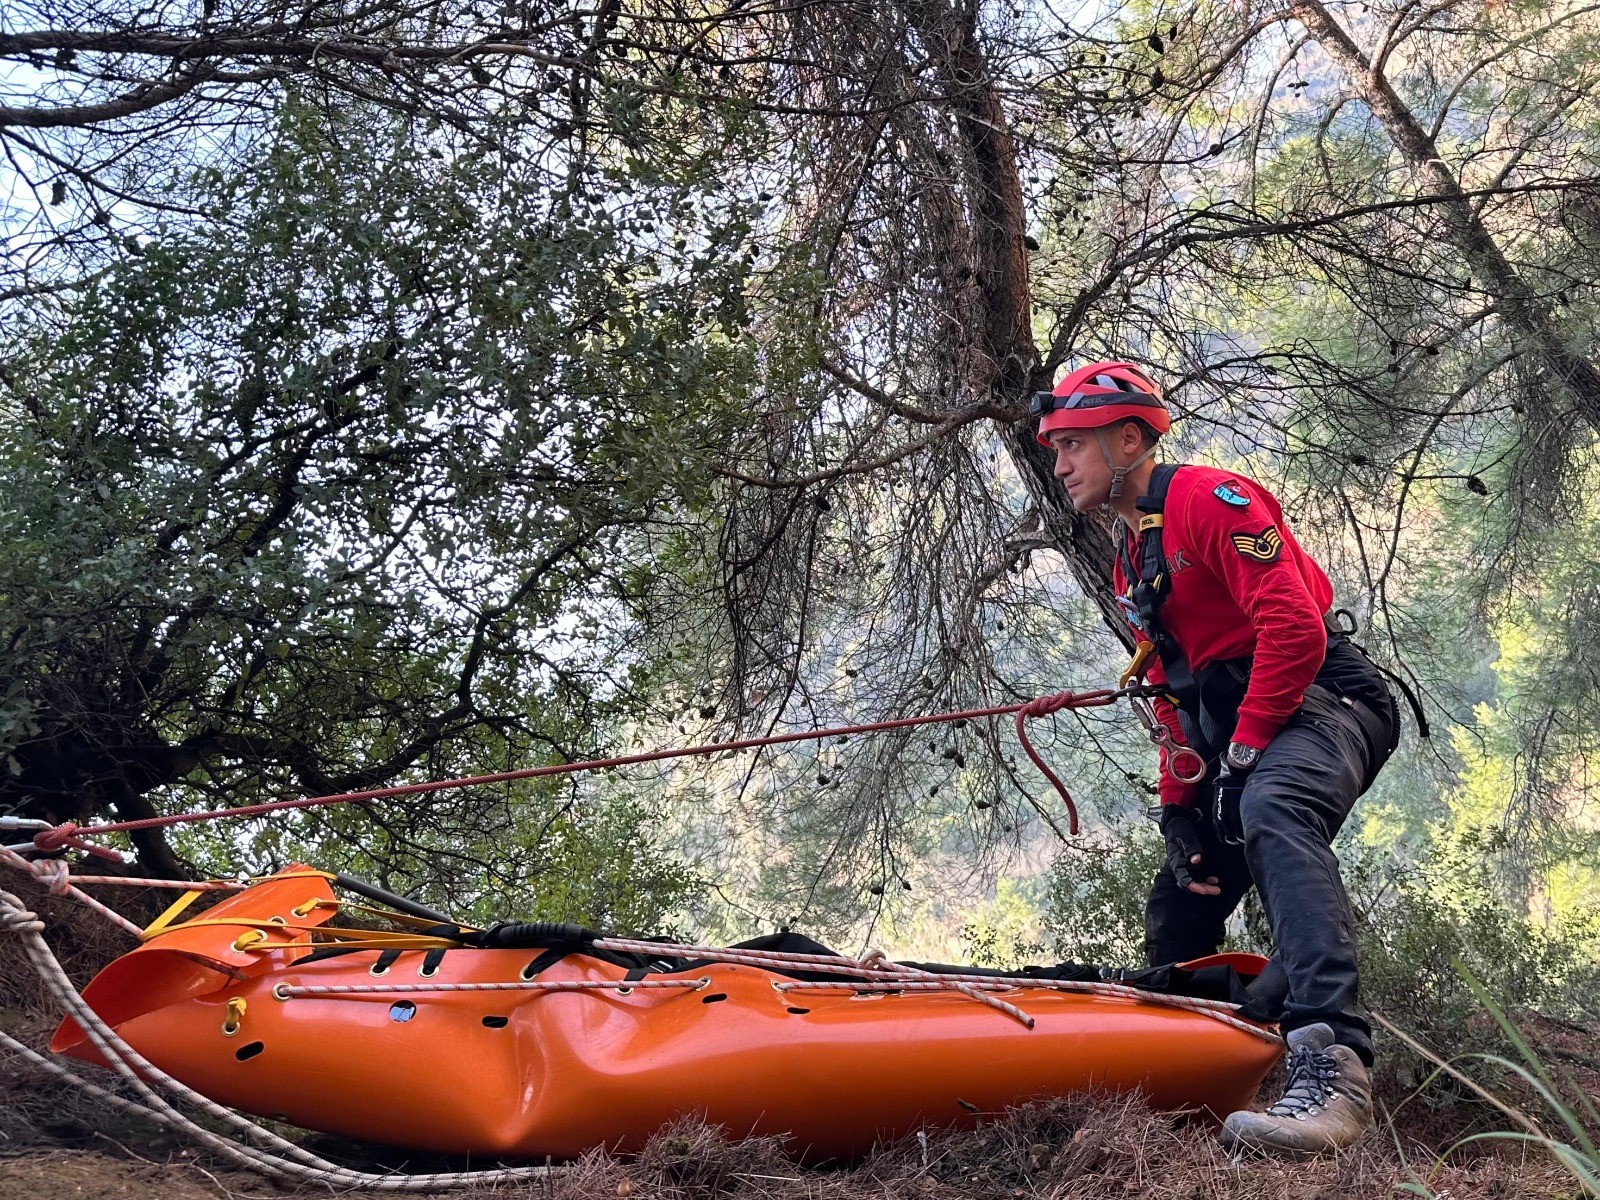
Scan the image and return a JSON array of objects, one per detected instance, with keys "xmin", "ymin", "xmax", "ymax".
[{"xmin": 1213, "ymin": 482, "xmax": 1251, "ymax": 508}]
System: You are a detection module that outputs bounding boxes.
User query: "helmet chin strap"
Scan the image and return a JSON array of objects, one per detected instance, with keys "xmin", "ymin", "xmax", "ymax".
[{"xmin": 1093, "ymin": 428, "xmax": 1158, "ymax": 502}]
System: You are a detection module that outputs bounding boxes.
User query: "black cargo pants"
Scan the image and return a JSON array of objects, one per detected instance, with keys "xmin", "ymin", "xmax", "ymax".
[{"xmin": 1143, "ymin": 645, "xmax": 1398, "ymax": 1065}]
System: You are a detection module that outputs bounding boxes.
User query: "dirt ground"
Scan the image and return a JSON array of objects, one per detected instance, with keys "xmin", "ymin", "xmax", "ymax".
[{"xmin": 1, "ymin": 1062, "xmax": 1593, "ymax": 1200}]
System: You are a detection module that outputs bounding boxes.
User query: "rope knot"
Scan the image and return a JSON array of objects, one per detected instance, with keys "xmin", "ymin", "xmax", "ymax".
[
  {"xmin": 31, "ymin": 823, "xmax": 122, "ymax": 863},
  {"xmin": 32, "ymin": 858, "xmax": 72, "ymax": 897},
  {"xmin": 32, "ymin": 823, "xmax": 79, "ymax": 854},
  {"xmin": 1019, "ymin": 691, "xmax": 1080, "ymax": 719}
]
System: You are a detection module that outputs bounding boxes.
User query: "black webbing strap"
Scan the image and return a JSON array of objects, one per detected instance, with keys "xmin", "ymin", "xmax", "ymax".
[
  {"xmin": 1116, "ymin": 464, "xmax": 1202, "ymax": 713},
  {"xmin": 1326, "ymin": 610, "xmax": 1431, "ymax": 739},
  {"xmin": 371, "ymin": 948, "xmax": 403, "ymax": 974}
]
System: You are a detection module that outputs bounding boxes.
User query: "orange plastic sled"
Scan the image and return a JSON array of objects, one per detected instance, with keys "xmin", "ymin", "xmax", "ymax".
[{"xmin": 53, "ymin": 867, "xmax": 1282, "ymax": 1160}]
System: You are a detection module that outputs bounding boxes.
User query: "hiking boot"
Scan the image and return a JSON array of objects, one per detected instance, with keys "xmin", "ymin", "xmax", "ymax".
[{"xmin": 1221, "ymin": 1023, "xmax": 1373, "ymax": 1157}]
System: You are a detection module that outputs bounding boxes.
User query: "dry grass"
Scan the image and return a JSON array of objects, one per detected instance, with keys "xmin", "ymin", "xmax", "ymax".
[{"xmin": 6, "ymin": 1027, "xmax": 1589, "ymax": 1200}]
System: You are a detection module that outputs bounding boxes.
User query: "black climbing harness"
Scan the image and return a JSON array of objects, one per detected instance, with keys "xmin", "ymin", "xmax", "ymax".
[{"xmin": 1116, "ymin": 465, "xmax": 1431, "ymax": 801}]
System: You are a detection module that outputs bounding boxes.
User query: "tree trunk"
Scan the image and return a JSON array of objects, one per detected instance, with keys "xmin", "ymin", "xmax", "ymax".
[
  {"xmin": 112, "ymin": 787, "xmax": 186, "ymax": 879},
  {"xmin": 1002, "ymin": 423, "xmax": 1133, "ymax": 649},
  {"xmin": 1290, "ymin": 0, "xmax": 1600, "ymax": 430},
  {"xmin": 901, "ymin": 0, "xmax": 1126, "ymax": 634}
]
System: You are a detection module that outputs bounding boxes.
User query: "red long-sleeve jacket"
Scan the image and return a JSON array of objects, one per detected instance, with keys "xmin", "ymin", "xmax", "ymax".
[{"xmin": 1111, "ymin": 465, "xmax": 1334, "ymax": 808}]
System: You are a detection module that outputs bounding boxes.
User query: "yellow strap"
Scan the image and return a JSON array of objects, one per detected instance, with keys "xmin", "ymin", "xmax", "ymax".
[
  {"xmin": 146, "ymin": 916, "xmax": 465, "ymax": 952},
  {"xmin": 250, "ymin": 934, "xmax": 463, "ymax": 952},
  {"xmin": 140, "ymin": 869, "xmax": 338, "ymax": 941},
  {"xmin": 1138, "ymin": 513, "xmax": 1164, "ymax": 532},
  {"xmin": 142, "ymin": 889, "xmax": 206, "ymax": 939},
  {"xmin": 325, "ymin": 899, "xmax": 481, "ymax": 934},
  {"xmin": 234, "ymin": 930, "xmax": 463, "ymax": 953},
  {"xmin": 138, "ymin": 867, "xmax": 482, "ymax": 951},
  {"xmin": 279, "ymin": 935, "xmax": 462, "ymax": 951}
]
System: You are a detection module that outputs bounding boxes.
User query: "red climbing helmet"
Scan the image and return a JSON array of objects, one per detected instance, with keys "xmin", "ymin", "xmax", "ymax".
[{"xmin": 1032, "ymin": 361, "xmax": 1170, "ymax": 446}]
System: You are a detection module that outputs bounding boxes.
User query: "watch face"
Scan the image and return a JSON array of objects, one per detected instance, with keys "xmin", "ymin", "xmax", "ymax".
[{"xmin": 1228, "ymin": 744, "xmax": 1260, "ymax": 769}]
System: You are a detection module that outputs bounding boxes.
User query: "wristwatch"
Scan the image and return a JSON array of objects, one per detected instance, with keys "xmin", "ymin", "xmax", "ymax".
[{"xmin": 1224, "ymin": 741, "xmax": 1261, "ymax": 771}]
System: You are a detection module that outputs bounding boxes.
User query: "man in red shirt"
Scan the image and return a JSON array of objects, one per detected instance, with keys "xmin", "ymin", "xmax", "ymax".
[{"xmin": 1034, "ymin": 361, "xmax": 1402, "ymax": 1156}]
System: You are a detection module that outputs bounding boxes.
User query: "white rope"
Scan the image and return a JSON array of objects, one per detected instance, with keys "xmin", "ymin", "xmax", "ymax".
[
  {"xmin": 772, "ymin": 979, "xmax": 1281, "ymax": 1042},
  {"xmin": 276, "ymin": 976, "xmax": 710, "ymax": 997},
  {"xmin": 0, "ymin": 889, "xmax": 559, "ymax": 1190},
  {"xmin": 593, "ymin": 935, "xmax": 1280, "ymax": 1042},
  {"xmin": 0, "ymin": 848, "xmax": 146, "ymax": 937},
  {"xmin": 849, "ymin": 948, "xmax": 1035, "ymax": 1027},
  {"xmin": 64, "ymin": 876, "xmax": 247, "ymax": 891}
]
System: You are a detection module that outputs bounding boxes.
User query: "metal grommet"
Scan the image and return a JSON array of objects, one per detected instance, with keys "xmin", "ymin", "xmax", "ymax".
[
  {"xmin": 221, "ymin": 997, "xmax": 246, "ymax": 1036},
  {"xmin": 268, "ymin": 915, "xmax": 287, "ymax": 925},
  {"xmin": 231, "ymin": 930, "xmax": 266, "ymax": 953},
  {"xmin": 271, "ymin": 983, "xmax": 292, "ymax": 1002},
  {"xmin": 616, "ymin": 986, "xmax": 633, "ymax": 996},
  {"xmin": 695, "ymin": 976, "xmax": 712, "ymax": 991},
  {"xmin": 419, "ymin": 964, "xmax": 439, "ymax": 978},
  {"xmin": 369, "ymin": 963, "xmax": 391, "ymax": 977},
  {"xmin": 291, "ymin": 899, "xmax": 317, "ymax": 918}
]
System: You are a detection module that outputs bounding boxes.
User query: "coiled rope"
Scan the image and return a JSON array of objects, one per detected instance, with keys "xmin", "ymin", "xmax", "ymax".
[{"xmin": 0, "ymin": 887, "xmax": 558, "ymax": 1190}]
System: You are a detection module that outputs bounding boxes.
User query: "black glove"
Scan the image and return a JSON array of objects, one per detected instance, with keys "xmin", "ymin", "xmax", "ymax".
[
  {"xmin": 1211, "ymin": 741, "xmax": 1261, "ymax": 847},
  {"xmin": 1158, "ymin": 805, "xmax": 1216, "ymax": 894}
]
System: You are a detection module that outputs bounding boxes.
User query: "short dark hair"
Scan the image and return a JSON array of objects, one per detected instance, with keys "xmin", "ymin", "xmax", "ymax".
[{"xmin": 1124, "ymin": 418, "xmax": 1161, "ymax": 449}]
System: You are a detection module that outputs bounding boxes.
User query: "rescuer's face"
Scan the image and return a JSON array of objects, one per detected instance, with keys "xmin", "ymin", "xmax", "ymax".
[{"xmin": 1048, "ymin": 430, "xmax": 1110, "ymax": 511}]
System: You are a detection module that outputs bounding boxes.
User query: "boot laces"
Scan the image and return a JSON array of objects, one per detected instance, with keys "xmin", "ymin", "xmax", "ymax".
[{"xmin": 1265, "ymin": 1044, "xmax": 1340, "ymax": 1119}]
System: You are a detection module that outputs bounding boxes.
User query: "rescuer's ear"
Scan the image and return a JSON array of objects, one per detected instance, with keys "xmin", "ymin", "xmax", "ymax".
[{"xmin": 1119, "ymin": 418, "xmax": 1152, "ymax": 457}]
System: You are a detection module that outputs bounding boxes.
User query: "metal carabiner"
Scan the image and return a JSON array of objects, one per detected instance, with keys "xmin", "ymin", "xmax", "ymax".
[{"xmin": 1119, "ymin": 639, "xmax": 1156, "ymax": 690}]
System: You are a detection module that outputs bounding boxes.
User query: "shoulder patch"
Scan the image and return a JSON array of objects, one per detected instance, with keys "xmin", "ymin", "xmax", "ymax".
[
  {"xmin": 1231, "ymin": 526, "xmax": 1283, "ymax": 563},
  {"xmin": 1213, "ymin": 482, "xmax": 1251, "ymax": 508}
]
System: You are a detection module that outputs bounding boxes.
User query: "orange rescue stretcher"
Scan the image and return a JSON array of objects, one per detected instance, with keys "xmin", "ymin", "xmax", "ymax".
[{"xmin": 53, "ymin": 867, "xmax": 1284, "ymax": 1161}]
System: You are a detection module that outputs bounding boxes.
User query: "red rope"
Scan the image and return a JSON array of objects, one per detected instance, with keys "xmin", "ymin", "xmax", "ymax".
[
  {"xmin": 33, "ymin": 687, "xmax": 1138, "ymax": 853},
  {"xmin": 1014, "ymin": 689, "xmax": 1125, "ymax": 829}
]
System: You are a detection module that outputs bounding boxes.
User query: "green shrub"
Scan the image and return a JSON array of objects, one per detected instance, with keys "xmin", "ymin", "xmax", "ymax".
[
  {"xmin": 1020, "ymin": 818, "xmax": 1600, "ymax": 1059},
  {"xmin": 1347, "ymin": 832, "xmax": 1600, "ymax": 1051},
  {"xmin": 1034, "ymin": 829, "xmax": 1166, "ymax": 967}
]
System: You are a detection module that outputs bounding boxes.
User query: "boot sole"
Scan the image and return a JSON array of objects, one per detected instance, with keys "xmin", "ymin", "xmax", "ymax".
[{"xmin": 1219, "ymin": 1121, "xmax": 1365, "ymax": 1160}]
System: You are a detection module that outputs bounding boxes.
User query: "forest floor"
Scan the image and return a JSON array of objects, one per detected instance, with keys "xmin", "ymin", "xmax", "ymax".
[
  {"xmin": 3, "ymin": 881, "xmax": 1597, "ymax": 1200},
  {"xmin": 2, "ymin": 1068, "xmax": 1595, "ymax": 1200}
]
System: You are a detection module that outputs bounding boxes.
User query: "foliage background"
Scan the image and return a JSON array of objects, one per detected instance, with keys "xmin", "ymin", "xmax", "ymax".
[{"xmin": 3, "ymin": 0, "xmax": 1598, "ymax": 1048}]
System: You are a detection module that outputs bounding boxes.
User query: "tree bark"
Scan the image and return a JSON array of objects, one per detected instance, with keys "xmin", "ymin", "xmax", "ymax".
[
  {"xmin": 900, "ymin": 0, "xmax": 1125, "ymax": 633},
  {"xmin": 1001, "ymin": 423, "xmax": 1133, "ymax": 650}
]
